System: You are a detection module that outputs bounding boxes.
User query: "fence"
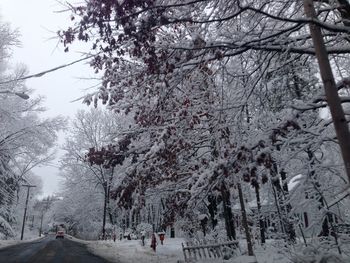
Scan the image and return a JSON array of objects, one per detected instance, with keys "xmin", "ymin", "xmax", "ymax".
[{"xmin": 181, "ymin": 240, "xmax": 240, "ymax": 262}]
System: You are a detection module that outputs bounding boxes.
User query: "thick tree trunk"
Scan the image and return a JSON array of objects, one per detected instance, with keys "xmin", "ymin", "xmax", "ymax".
[
  {"xmin": 102, "ymin": 185, "xmax": 108, "ymax": 239},
  {"xmin": 207, "ymin": 194, "xmax": 218, "ymax": 229},
  {"xmin": 237, "ymin": 183, "xmax": 254, "ymax": 256},
  {"xmin": 39, "ymin": 213, "xmax": 44, "ymax": 237},
  {"xmin": 304, "ymin": 0, "xmax": 350, "ymax": 183},
  {"xmin": 254, "ymin": 185, "xmax": 266, "ymax": 244},
  {"xmin": 221, "ymin": 182, "xmax": 236, "ymax": 240},
  {"xmin": 107, "ymin": 186, "xmax": 114, "ymax": 225},
  {"xmin": 200, "ymin": 217, "xmax": 208, "ymax": 237}
]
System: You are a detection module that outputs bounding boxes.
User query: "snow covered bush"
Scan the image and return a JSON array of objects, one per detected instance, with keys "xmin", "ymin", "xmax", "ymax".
[
  {"xmin": 174, "ymin": 217, "xmax": 202, "ymax": 239},
  {"xmin": 291, "ymin": 247, "xmax": 345, "ymax": 263},
  {"xmin": 0, "ymin": 216, "xmax": 14, "ymax": 239},
  {"xmin": 221, "ymin": 245, "xmax": 239, "ymax": 260}
]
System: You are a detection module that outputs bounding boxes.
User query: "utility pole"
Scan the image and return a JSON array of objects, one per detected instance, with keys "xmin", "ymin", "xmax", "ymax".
[{"xmin": 20, "ymin": 184, "xmax": 36, "ymax": 240}]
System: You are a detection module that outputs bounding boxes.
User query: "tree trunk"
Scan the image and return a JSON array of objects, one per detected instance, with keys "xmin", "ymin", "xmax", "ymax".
[
  {"xmin": 319, "ymin": 212, "xmax": 331, "ymax": 236},
  {"xmin": 271, "ymin": 183, "xmax": 286, "ymax": 235},
  {"xmin": 107, "ymin": 168, "xmax": 114, "ymax": 225},
  {"xmin": 271, "ymin": 160, "xmax": 296, "ymax": 242},
  {"xmin": 254, "ymin": 185, "xmax": 266, "ymax": 244},
  {"xmin": 307, "ymin": 149, "xmax": 335, "ymax": 242},
  {"xmin": 207, "ymin": 194, "xmax": 218, "ymax": 229},
  {"xmin": 221, "ymin": 182, "xmax": 236, "ymax": 240},
  {"xmin": 304, "ymin": 0, "xmax": 350, "ymax": 183},
  {"xmin": 280, "ymin": 170, "xmax": 296, "ymax": 243},
  {"xmin": 102, "ymin": 184, "xmax": 108, "ymax": 239},
  {"xmin": 200, "ymin": 218, "xmax": 208, "ymax": 237},
  {"xmin": 237, "ymin": 183, "xmax": 254, "ymax": 256},
  {"xmin": 107, "ymin": 187, "xmax": 114, "ymax": 225},
  {"xmin": 39, "ymin": 213, "xmax": 43, "ymax": 237}
]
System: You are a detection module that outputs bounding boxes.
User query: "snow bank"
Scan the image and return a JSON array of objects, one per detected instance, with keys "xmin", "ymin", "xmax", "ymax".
[
  {"xmin": 65, "ymin": 234, "xmax": 89, "ymax": 244},
  {"xmin": 0, "ymin": 235, "xmax": 45, "ymax": 250},
  {"xmin": 83, "ymin": 237, "xmax": 287, "ymax": 263},
  {"xmin": 83, "ymin": 238, "xmax": 286, "ymax": 263},
  {"xmin": 74, "ymin": 236, "xmax": 350, "ymax": 263},
  {"xmin": 87, "ymin": 238, "xmax": 184, "ymax": 263}
]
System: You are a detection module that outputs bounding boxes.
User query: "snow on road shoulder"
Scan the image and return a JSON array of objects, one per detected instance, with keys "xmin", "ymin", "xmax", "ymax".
[
  {"xmin": 84, "ymin": 237, "xmax": 289, "ymax": 263},
  {"xmin": 87, "ymin": 238, "xmax": 185, "ymax": 263},
  {"xmin": 0, "ymin": 234, "xmax": 45, "ymax": 250},
  {"xmin": 65, "ymin": 234, "xmax": 90, "ymax": 244},
  {"xmin": 0, "ymin": 239, "xmax": 24, "ymax": 249}
]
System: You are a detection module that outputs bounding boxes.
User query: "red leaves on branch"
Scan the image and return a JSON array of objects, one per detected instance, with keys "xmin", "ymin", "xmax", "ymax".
[{"xmin": 85, "ymin": 136, "xmax": 132, "ymax": 168}]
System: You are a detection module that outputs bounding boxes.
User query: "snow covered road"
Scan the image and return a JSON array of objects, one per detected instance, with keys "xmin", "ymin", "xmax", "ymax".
[{"xmin": 0, "ymin": 234, "xmax": 112, "ymax": 263}]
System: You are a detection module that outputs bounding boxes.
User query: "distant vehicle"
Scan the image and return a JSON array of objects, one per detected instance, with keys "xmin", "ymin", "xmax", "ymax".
[{"xmin": 56, "ymin": 231, "xmax": 65, "ymax": 239}]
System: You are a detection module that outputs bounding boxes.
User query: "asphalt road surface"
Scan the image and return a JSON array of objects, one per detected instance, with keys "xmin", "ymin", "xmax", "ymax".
[{"xmin": 0, "ymin": 235, "xmax": 111, "ymax": 263}]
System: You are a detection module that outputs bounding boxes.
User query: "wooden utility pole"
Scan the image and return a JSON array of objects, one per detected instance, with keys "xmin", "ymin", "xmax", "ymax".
[
  {"xmin": 20, "ymin": 184, "xmax": 36, "ymax": 240},
  {"xmin": 303, "ymin": 0, "xmax": 350, "ymax": 183}
]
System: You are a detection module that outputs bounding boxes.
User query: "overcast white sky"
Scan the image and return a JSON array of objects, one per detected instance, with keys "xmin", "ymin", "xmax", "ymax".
[{"xmin": 0, "ymin": 0, "xmax": 98, "ymax": 197}]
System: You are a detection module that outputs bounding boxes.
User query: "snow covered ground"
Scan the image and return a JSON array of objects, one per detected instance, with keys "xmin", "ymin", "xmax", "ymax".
[
  {"xmin": 70, "ymin": 236, "xmax": 349, "ymax": 263},
  {"xmin": 83, "ymin": 237, "xmax": 184, "ymax": 263},
  {"xmin": 71, "ymin": 236, "xmax": 292, "ymax": 263},
  {"xmin": 0, "ymin": 233, "xmax": 44, "ymax": 250},
  {"xmin": 1, "ymin": 233, "xmax": 348, "ymax": 263}
]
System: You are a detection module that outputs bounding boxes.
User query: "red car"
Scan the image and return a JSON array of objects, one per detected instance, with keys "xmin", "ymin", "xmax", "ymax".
[{"xmin": 56, "ymin": 231, "xmax": 65, "ymax": 239}]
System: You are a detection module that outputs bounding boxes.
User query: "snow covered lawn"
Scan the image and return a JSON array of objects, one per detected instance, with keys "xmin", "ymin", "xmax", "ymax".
[
  {"xmin": 72, "ymin": 236, "xmax": 350, "ymax": 263},
  {"xmin": 79, "ymin": 237, "xmax": 290, "ymax": 263},
  {"xmin": 86, "ymin": 238, "xmax": 184, "ymax": 263}
]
